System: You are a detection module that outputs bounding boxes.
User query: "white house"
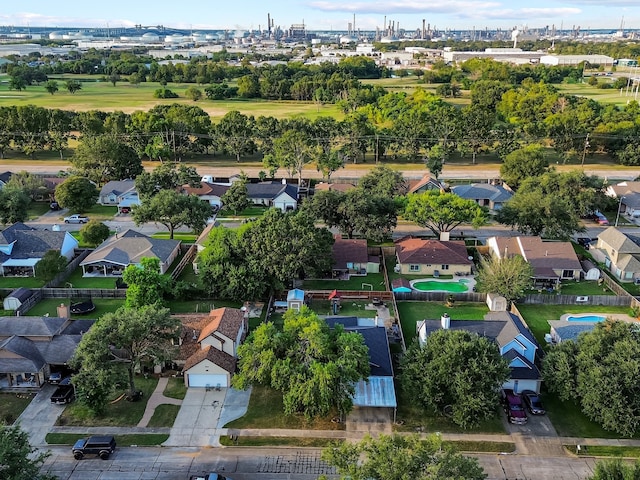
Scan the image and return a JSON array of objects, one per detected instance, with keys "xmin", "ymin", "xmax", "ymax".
[
  {"xmin": 247, "ymin": 181, "xmax": 298, "ymax": 212},
  {"xmin": 181, "ymin": 182, "xmax": 230, "ymax": 210}
]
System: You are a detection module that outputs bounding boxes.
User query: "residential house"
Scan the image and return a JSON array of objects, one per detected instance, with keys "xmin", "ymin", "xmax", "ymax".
[
  {"xmin": 592, "ymin": 227, "xmax": 640, "ymax": 282},
  {"xmin": 0, "ymin": 316, "xmax": 95, "ymax": 388},
  {"xmin": 325, "ymin": 316, "xmax": 397, "ymax": 418},
  {"xmin": 332, "ymin": 235, "xmax": 380, "ymax": 278},
  {"xmin": 314, "ymin": 182, "xmax": 356, "ymax": 193},
  {"xmin": 181, "ymin": 181, "xmax": 230, "ymax": 211},
  {"xmin": 79, "ymin": 230, "xmax": 181, "ymax": 276},
  {"xmin": 486, "ymin": 236, "xmax": 582, "ymax": 287},
  {"xmin": 547, "ymin": 321, "xmax": 596, "ymax": 344},
  {"xmin": 451, "ymin": 183, "xmax": 513, "ymax": 213},
  {"xmin": 177, "ymin": 307, "xmax": 248, "ymax": 388},
  {"xmin": 394, "ymin": 237, "xmax": 473, "ymax": 276},
  {"xmin": 407, "ymin": 173, "xmax": 444, "ymax": 195},
  {"xmin": 98, "ymin": 179, "xmax": 140, "ymax": 213},
  {"xmin": 247, "ymin": 181, "xmax": 299, "ymax": 211},
  {"xmin": 0, "ymin": 222, "xmax": 78, "ymax": 277},
  {"xmin": 417, "ymin": 311, "xmax": 542, "ymax": 393},
  {"xmin": 0, "ymin": 171, "xmax": 12, "ymax": 189},
  {"xmin": 606, "ymin": 181, "xmax": 640, "ymax": 218}
]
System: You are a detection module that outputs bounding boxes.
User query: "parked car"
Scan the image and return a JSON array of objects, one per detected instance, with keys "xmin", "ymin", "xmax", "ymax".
[
  {"xmin": 64, "ymin": 214, "xmax": 89, "ymax": 224},
  {"xmin": 50, "ymin": 377, "xmax": 75, "ymax": 405},
  {"xmin": 593, "ymin": 211, "xmax": 609, "ymax": 226},
  {"xmin": 50, "ymin": 201, "xmax": 60, "ymax": 211},
  {"xmin": 521, "ymin": 390, "xmax": 546, "ymax": 415},
  {"xmin": 48, "ymin": 371, "xmax": 63, "ymax": 384},
  {"xmin": 72, "ymin": 435, "xmax": 116, "ymax": 460},
  {"xmin": 189, "ymin": 474, "xmax": 231, "ymax": 480},
  {"xmin": 576, "ymin": 237, "xmax": 592, "ymax": 249},
  {"xmin": 501, "ymin": 389, "xmax": 528, "ymax": 425}
]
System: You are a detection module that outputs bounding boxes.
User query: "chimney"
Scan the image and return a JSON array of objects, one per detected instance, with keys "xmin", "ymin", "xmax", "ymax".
[
  {"xmin": 440, "ymin": 231, "xmax": 450, "ymax": 242},
  {"xmin": 57, "ymin": 303, "xmax": 69, "ymax": 319},
  {"xmin": 441, "ymin": 313, "xmax": 450, "ymax": 329}
]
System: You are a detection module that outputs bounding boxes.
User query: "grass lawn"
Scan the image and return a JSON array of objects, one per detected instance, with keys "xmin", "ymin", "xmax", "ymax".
[
  {"xmin": 220, "ymin": 436, "xmax": 341, "ymax": 447},
  {"xmin": 52, "ymin": 204, "xmax": 117, "ymax": 221},
  {"xmin": 525, "ymin": 281, "xmax": 614, "ymax": 296},
  {"xmin": 515, "ymin": 304, "xmax": 632, "ymax": 347},
  {"xmin": 169, "ymin": 299, "xmax": 242, "ymax": 314},
  {"xmin": 307, "ymin": 299, "xmax": 380, "ymax": 318},
  {"xmin": 64, "ymin": 267, "xmax": 118, "ymax": 289},
  {"xmin": 57, "ymin": 376, "xmax": 158, "ymax": 427},
  {"xmin": 0, "ymin": 393, "xmax": 36, "ymax": 424},
  {"xmin": 396, "ymin": 301, "xmax": 489, "ymax": 343},
  {"xmin": 446, "ymin": 440, "xmax": 515, "ymax": 453},
  {"xmin": 46, "ymin": 433, "xmax": 169, "ymax": 446},
  {"xmin": 224, "ymin": 385, "xmax": 344, "ymax": 430},
  {"xmin": 303, "ymin": 272, "xmax": 387, "ymax": 291},
  {"xmin": 163, "ymin": 377, "xmax": 187, "ymax": 400},
  {"xmin": 175, "ymin": 263, "xmax": 199, "ymax": 284},
  {"xmin": 26, "ymin": 298, "xmax": 125, "ymax": 318},
  {"xmin": 151, "ymin": 232, "xmax": 199, "ymax": 242},
  {"xmin": 69, "ymin": 230, "xmax": 116, "ymax": 248},
  {"xmin": 218, "ymin": 205, "xmax": 269, "ymax": 218},
  {"xmin": 147, "ymin": 404, "xmax": 181, "ymax": 428},
  {"xmin": 544, "ymin": 394, "xmax": 627, "ymax": 439},
  {"xmin": 27, "ymin": 202, "xmax": 51, "ymax": 219},
  {"xmin": 0, "ymin": 276, "xmax": 45, "ymax": 288},
  {"xmin": 571, "ymin": 445, "xmax": 640, "ymax": 458}
]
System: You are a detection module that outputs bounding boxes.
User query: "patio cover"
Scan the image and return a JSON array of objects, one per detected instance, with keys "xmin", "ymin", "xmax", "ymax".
[
  {"xmin": 353, "ymin": 376, "xmax": 397, "ymax": 408},
  {"xmin": 2, "ymin": 258, "xmax": 39, "ymax": 267}
]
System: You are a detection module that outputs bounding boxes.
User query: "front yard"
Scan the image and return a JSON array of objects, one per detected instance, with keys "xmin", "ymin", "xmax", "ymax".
[{"xmin": 0, "ymin": 392, "xmax": 35, "ymax": 424}]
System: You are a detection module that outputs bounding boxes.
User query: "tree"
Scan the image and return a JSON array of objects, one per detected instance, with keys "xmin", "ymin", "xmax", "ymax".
[
  {"xmin": 401, "ymin": 329, "xmax": 510, "ymax": 428},
  {"xmin": 316, "ymin": 151, "xmax": 344, "ymax": 181},
  {"xmin": 44, "ymin": 79, "xmax": 59, "ymax": 95},
  {"xmin": 71, "ymin": 305, "xmax": 180, "ymax": 411},
  {"xmin": 35, "ymin": 250, "xmax": 68, "ymax": 282},
  {"xmin": 234, "ymin": 307, "xmax": 370, "ymax": 419},
  {"xmin": 425, "ymin": 145, "xmax": 444, "ymax": 179},
  {"xmin": 55, "ymin": 176, "xmax": 98, "ymax": 213},
  {"xmin": 122, "ymin": 257, "xmax": 172, "ymax": 308},
  {"xmin": 358, "ymin": 165, "xmax": 406, "ymax": 198},
  {"xmin": 65, "ymin": 79, "xmax": 82, "ymax": 94},
  {"xmin": 404, "ymin": 190, "xmax": 487, "ymax": 237},
  {"xmin": 132, "ymin": 190, "xmax": 212, "ymax": 239},
  {"xmin": 588, "ymin": 458, "xmax": 640, "ymax": 480},
  {"xmin": 9, "ymin": 76, "xmax": 26, "ymax": 91},
  {"xmin": 476, "ymin": 254, "xmax": 533, "ymax": 304},
  {"xmin": 185, "ymin": 86, "xmax": 203, "ymax": 101},
  {"xmin": 215, "ymin": 110, "xmax": 256, "ymax": 162},
  {"xmin": 265, "ymin": 129, "xmax": 318, "ymax": 185},
  {"xmin": 220, "ymin": 176, "xmax": 249, "ymax": 215},
  {"xmin": 0, "ymin": 424, "xmax": 56, "ymax": 480},
  {"xmin": 71, "ymin": 134, "xmax": 142, "ymax": 184},
  {"xmin": 321, "ymin": 433, "xmax": 486, "ymax": 480},
  {"xmin": 0, "ymin": 187, "xmax": 30, "ymax": 224},
  {"xmin": 543, "ymin": 320, "xmax": 640, "ymax": 437},
  {"xmin": 135, "ymin": 162, "xmax": 201, "ymax": 199},
  {"xmin": 500, "ymin": 144, "xmax": 549, "ymax": 189},
  {"xmin": 79, "ymin": 220, "xmax": 110, "ymax": 247}
]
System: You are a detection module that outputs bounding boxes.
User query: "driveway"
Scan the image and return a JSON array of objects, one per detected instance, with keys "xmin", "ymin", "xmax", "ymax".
[
  {"xmin": 17, "ymin": 384, "xmax": 66, "ymax": 447},
  {"xmin": 163, "ymin": 387, "xmax": 250, "ymax": 447}
]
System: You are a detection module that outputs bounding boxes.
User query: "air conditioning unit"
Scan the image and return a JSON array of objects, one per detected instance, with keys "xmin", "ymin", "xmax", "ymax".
[{"xmin": 394, "ymin": 264, "xmax": 401, "ymax": 273}]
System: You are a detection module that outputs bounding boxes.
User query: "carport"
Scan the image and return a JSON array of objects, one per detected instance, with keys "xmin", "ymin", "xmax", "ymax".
[{"xmin": 352, "ymin": 376, "xmax": 397, "ymax": 422}]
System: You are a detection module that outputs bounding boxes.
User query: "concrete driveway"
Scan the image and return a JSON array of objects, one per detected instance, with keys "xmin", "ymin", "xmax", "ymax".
[
  {"xmin": 163, "ymin": 387, "xmax": 250, "ymax": 447},
  {"xmin": 17, "ymin": 384, "xmax": 66, "ymax": 446}
]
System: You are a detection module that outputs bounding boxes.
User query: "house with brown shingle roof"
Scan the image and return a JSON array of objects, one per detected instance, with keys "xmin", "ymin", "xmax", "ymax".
[
  {"xmin": 314, "ymin": 182, "xmax": 356, "ymax": 193},
  {"xmin": 394, "ymin": 237, "xmax": 472, "ymax": 276},
  {"xmin": 181, "ymin": 181, "xmax": 230, "ymax": 210},
  {"xmin": 407, "ymin": 173, "xmax": 445, "ymax": 195},
  {"xmin": 332, "ymin": 235, "xmax": 380, "ymax": 277},
  {"xmin": 486, "ymin": 236, "xmax": 582, "ymax": 287},
  {"xmin": 176, "ymin": 307, "xmax": 248, "ymax": 388}
]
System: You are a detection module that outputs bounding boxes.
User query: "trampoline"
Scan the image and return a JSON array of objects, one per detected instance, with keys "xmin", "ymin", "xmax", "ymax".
[{"xmin": 70, "ymin": 299, "xmax": 96, "ymax": 315}]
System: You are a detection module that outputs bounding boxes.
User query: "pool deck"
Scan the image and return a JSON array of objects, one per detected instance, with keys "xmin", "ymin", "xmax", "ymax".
[
  {"xmin": 559, "ymin": 313, "xmax": 636, "ymax": 323},
  {"xmin": 409, "ymin": 277, "xmax": 477, "ymax": 293}
]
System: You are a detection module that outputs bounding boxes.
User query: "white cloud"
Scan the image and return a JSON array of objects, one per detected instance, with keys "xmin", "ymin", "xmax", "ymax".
[
  {"xmin": 0, "ymin": 12, "xmax": 136, "ymax": 28},
  {"xmin": 308, "ymin": 1, "xmax": 500, "ymax": 15}
]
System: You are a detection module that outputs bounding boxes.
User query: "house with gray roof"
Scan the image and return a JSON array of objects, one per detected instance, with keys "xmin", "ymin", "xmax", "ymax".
[
  {"xmin": 80, "ymin": 230, "xmax": 180, "ymax": 276},
  {"xmin": 0, "ymin": 316, "xmax": 95, "ymax": 389},
  {"xmin": 452, "ymin": 183, "xmax": 513, "ymax": 213},
  {"xmin": 593, "ymin": 227, "xmax": 640, "ymax": 282},
  {"xmin": 548, "ymin": 321, "xmax": 596, "ymax": 344},
  {"xmin": 246, "ymin": 181, "xmax": 298, "ymax": 211},
  {"xmin": 98, "ymin": 179, "xmax": 140, "ymax": 213},
  {"xmin": 0, "ymin": 222, "xmax": 78, "ymax": 276},
  {"xmin": 606, "ymin": 181, "xmax": 640, "ymax": 218},
  {"xmin": 417, "ymin": 311, "xmax": 542, "ymax": 393}
]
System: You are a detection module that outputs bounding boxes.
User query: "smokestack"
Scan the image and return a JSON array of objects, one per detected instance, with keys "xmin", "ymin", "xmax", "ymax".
[
  {"xmin": 268, "ymin": 13, "xmax": 271, "ymax": 35},
  {"xmin": 441, "ymin": 313, "xmax": 450, "ymax": 330},
  {"xmin": 353, "ymin": 13, "xmax": 356, "ymax": 36}
]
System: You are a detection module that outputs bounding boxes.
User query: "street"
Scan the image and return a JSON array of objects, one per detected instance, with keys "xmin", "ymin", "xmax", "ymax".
[{"xmin": 40, "ymin": 445, "xmax": 600, "ymax": 480}]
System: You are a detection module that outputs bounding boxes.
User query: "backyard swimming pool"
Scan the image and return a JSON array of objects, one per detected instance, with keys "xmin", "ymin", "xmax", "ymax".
[
  {"xmin": 411, "ymin": 278, "xmax": 473, "ymax": 293},
  {"xmin": 565, "ymin": 314, "xmax": 606, "ymax": 322}
]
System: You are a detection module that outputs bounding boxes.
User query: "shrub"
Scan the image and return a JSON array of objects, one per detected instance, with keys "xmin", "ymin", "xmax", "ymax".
[{"xmin": 153, "ymin": 88, "xmax": 178, "ymax": 99}]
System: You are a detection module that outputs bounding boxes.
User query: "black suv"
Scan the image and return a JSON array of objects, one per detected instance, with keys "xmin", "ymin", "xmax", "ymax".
[{"xmin": 72, "ymin": 436, "xmax": 116, "ymax": 460}]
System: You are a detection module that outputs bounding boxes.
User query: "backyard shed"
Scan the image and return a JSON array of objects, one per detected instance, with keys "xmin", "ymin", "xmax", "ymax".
[
  {"xmin": 486, "ymin": 293, "xmax": 507, "ymax": 312},
  {"xmin": 287, "ymin": 289, "xmax": 305, "ymax": 312},
  {"xmin": 580, "ymin": 260, "xmax": 600, "ymax": 281},
  {"xmin": 3, "ymin": 288, "xmax": 33, "ymax": 311}
]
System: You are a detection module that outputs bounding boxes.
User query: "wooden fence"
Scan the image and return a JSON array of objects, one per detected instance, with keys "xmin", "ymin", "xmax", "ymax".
[
  {"xmin": 305, "ymin": 290, "xmax": 394, "ymax": 301},
  {"xmin": 393, "ymin": 291, "xmax": 488, "ymax": 302},
  {"xmin": 44, "ymin": 249, "xmax": 91, "ymax": 288},
  {"xmin": 519, "ymin": 294, "xmax": 631, "ymax": 306},
  {"xmin": 39, "ymin": 288, "xmax": 127, "ymax": 299},
  {"xmin": 15, "ymin": 290, "xmax": 43, "ymax": 316},
  {"xmin": 170, "ymin": 244, "xmax": 197, "ymax": 281}
]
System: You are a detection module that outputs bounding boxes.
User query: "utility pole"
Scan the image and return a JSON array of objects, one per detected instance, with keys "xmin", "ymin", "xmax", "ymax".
[{"xmin": 581, "ymin": 133, "xmax": 590, "ymax": 168}]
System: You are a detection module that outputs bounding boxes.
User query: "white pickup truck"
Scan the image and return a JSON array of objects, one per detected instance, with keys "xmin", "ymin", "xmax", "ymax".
[{"xmin": 63, "ymin": 214, "xmax": 89, "ymax": 224}]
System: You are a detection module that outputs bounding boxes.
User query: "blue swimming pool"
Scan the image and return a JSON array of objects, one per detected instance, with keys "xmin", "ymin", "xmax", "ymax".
[{"xmin": 566, "ymin": 315, "xmax": 606, "ymax": 323}]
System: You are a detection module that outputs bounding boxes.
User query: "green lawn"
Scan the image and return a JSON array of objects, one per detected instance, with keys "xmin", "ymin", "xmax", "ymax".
[
  {"xmin": 0, "ymin": 393, "xmax": 35, "ymax": 424},
  {"xmin": 26, "ymin": 298, "xmax": 125, "ymax": 318},
  {"xmin": 306, "ymin": 299, "xmax": 381, "ymax": 318},
  {"xmin": 163, "ymin": 377, "xmax": 187, "ymax": 400},
  {"xmin": 515, "ymin": 304, "xmax": 632, "ymax": 347},
  {"xmin": 526, "ymin": 281, "xmax": 614, "ymax": 296},
  {"xmin": 556, "ymin": 83, "xmax": 636, "ymax": 106},
  {"xmin": 545, "ymin": 395, "xmax": 626, "ymax": 439},
  {"xmin": 396, "ymin": 301, "xmax": 489, "ymax": 343},
  {"xmin": 168, "ymin": 299, "xmax": 242, "ymax": 314},
  {"xmin": 303, "ymin": 272, "xmax": 387, "ymax": 291},
  {"xmin": 0, "ymin": 276, "xmax": 45, "ymax": 288},
  {"xmin": 218, "ymin": 205, "xmax": 269, "ymax": 218},
  {"xmin": 46, "ymin": 433, "xmax": 169, "ymax": 446},
  {"xmin": 175, "ymin": 263, "xmax": 199, "ymax": 284},
  {"xmin": 64, "ymin": 267, "xmax": 118, "ymax": 289},
  {"xmin": 57, "ymin": 376, "xmax": 158, "ymax": 427},
  {"xmin": 219, "ymin": 436, "xmax": 341, "ymax": 448},
  {"xmin": 147, "ymin": 404, "xmax": 181, "ymax": 428},
  {"xmin": 27, "ymin": 202, "xmax": 51, "ymax": 219},
  {"xmin": 69, "ymin": 230, "xmax": 116, "ymax": 248},
  {"xmin": 570, "ymin": 445, "xmax": 640, "ymax": 458},
  {"xmin": 151, "ymin": 232, "xmax": 199, "ymax": 242},
  {"xmin": 224, "ymin": 385, "xmax": 344, "ymax": 430},
  {"xmin": 52, "ymin": 204, "xmax": 117, "ymax": 221}
]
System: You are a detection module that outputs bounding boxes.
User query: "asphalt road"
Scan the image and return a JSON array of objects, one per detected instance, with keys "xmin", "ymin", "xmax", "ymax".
[{"xmin": 40, "ymin": 445, "xmax": 600, "ymax": 480}]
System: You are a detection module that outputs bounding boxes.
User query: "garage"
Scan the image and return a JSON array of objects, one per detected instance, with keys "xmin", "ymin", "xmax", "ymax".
[{"xmin": 186, "ymin": 373, "xmax": 228, "ymax": 388}]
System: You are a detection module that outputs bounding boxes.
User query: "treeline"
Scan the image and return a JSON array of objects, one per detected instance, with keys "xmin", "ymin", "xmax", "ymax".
[{"xmin": 3, "ymin": 78, "xmax": 640, "ymax": 167}]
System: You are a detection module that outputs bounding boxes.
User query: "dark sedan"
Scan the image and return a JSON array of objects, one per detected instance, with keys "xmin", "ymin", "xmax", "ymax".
[{"xmin": 522, "ymin": 390, "xmax": 546, "ymax": 415}]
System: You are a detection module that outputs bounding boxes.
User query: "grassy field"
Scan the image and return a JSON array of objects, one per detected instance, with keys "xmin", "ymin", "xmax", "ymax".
[
  {"xmin": 147, "ymin": 404, "xmax": 181, "ymax": 428},
  {"xmin": 27, "ymin": 202, "xmax": 52, "ymax": 219},
  {"xmin": 26, "ymin": 298, "xmax": 125, "ymax": 318},
  {"xmin": 545, "ymin": 394, "xmax": 628, "ymax": 439},
  {"xmin": 64, "ymin": 267, "xmax": 119, "ymax": 288},
  {"xmin": 57, "ymin": 376, "xmax": 158, "ymax": 427},
  {"xmin": 0, "ymin": 276, "xmax": 45, "ymax": 288},
  {"xmin": 570, "ymin": 445, "xmax": 640, "ymax": 458},
  {"xmin": 163, "ymin": 378, "xmax": 188, "ymax": 400},
  {"xmin": 303, "ymin": 272, "xmax": 387, "ymax": 291},
  {"xmin": 0, "ymin": 392, "xmax": 35, "ymax": 424},
  {"xmin": 151, "ymin": 232, "xmax": 199, "ymax": 242},
  {"xmin": 224, "ymin": 385, "xmax": 344, "ymax": 430},
  {"xmin": 46, "ymin": 433, "xmax": 169, "ymax": 446},
  {"xmin": 396, "ymin": 301, "xmax": 490, "ymax": 343},
  {"xmin": 219, "ymin": 436, "xmax": 341, "ymax": 447},
  {"xmin": 556, "ymin": 82, "xmax": 637, "ymax": 106}
]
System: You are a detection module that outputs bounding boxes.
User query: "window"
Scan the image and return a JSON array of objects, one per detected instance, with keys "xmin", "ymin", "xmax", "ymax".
[
  {"xmin": 562, "ymin": 270, "xmax": 573, "ymax": 279},
  {"xmin": 441, "ymin": 264, "xmax": 449, "ymax": 270},
  {"xmin": 410, "ymin": 265, "xmax": 420, "ymax": 272}
]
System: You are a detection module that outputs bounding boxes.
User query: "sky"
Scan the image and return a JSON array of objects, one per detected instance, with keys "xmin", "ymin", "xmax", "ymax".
[{"xmin": 1, "ymin": 1, "xmax": 639, "ymax": 32}]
